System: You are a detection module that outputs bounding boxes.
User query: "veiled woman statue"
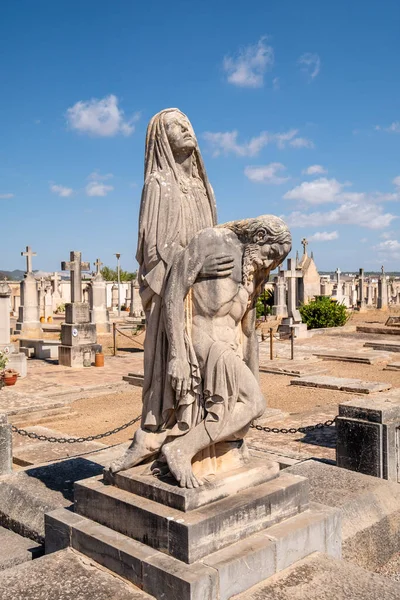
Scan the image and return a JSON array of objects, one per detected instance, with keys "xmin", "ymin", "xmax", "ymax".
[{"xmin": 111, "ymin": 108, "xmax": 232, "ymax": 474}]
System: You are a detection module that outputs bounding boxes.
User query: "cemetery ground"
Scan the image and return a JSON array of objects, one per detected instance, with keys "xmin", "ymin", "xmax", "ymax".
[{"xmin": 2, "ymin": 308, "xmax": 400, "ymax": 597}]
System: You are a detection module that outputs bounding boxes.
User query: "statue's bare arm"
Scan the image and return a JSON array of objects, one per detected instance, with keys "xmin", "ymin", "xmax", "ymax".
[{"xmin": 241, "ymin": 303, "xmax": 259, "ymax": 380}]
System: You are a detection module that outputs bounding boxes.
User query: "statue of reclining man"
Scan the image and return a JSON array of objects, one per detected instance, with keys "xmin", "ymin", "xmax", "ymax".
[{"xmin": 110, "ymin": 215, "xmax": 291, "ymax": 487}]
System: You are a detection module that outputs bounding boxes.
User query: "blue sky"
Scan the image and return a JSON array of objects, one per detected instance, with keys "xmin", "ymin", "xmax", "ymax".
[{"xmin": 1, "ymin": 0, "xmax": 400, "ymax": 273}]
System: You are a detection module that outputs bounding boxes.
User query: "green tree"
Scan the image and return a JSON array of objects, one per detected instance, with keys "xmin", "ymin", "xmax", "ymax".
[
  {"xmin": 256, "ymin": 288, "xmax": 274, "ymax": 319},
  {"xmin": 299, "ymin": 296, "xmax": 348, "ymax": 330},
  {"xmin": 101, "ymin": 267, "xmax": 137, "ymax": 281}
]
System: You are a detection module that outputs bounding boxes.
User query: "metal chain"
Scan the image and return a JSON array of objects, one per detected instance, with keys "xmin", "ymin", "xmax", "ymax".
[
  {"xmin": 11, "ymin": 414, "xmax": 142, "ymax": 444},
  {"xmin": 250, "ymin": 417, "xmax": 337, "ymax": 435},
  {"xmin": 11, "ymin": 414, "xmax": 337, "ymax": 445},
  {"xmin": 115, "ymin": 327, "xmax": 144, "ymax": 347}
]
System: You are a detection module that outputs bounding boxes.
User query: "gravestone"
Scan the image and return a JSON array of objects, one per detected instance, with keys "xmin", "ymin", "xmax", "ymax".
[
  {"xmin": 333, "ymin": 268, "xmax": 342, "ymax": 303},
  {"xmin": 44, "ymin": 285, "xmax": 53, "ymax": 322},
  {"xmin": 278, "ymin": 258, "xmax": 308, "ymax": 338},
  {"xmin": 297, "ymin": 238, "xmax": 321, "ymax": 304},
  {"xmin": 129, "ymin": 278, "xmax": 142, "ymax": 318},
  {"xmin": 366, "ymin": 281, "xmax": 374, "ymax": 306},
  {"xmin": 272, "ymin": 268, "xmax": 287, "ymax": 317},
  {"xmin": 337, "ymin": 395, "xmax": 400, "ymax": 481},
  {"xmin": 0, "ymin": 280, "xmax": 27, "ymax": 377},
  {"xmin": 111, "ymin": 283, "xmax": 118, "ymax": 311},
  {"xmin": 58, "ymin": 251, "xmax": 101, "ymax": 367},
  {"xmin": 15, "ymin": 246, "xmax": 42, "ymax": 338},
  {"xmin": 377, "ymin": 267, "xmax": 388, "ymax": 310},
  {"xmin": 89, "ymin": 259, "xmax": 110, "ymax": 333},
  {"xmin": 358, "ymin": 268, "xmax": 366, "ymax": 310},
  {"xmin": 50, "ymin": 272, "xmax": 62, "ymax": 311}
]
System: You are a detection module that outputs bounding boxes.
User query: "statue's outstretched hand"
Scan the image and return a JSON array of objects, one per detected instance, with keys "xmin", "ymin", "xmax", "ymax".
[
  {"xmin": 168, "ymin": 357, "xmax": 191, "ymax": 399},
  {"xmin": 199, "ymin": 253, "xmax": 234, "ymax": 278}
]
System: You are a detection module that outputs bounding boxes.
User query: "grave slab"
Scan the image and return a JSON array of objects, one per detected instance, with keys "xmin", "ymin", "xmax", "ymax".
[
  {"xmin": 312, "ymin": 351, "xmax": 389, "ymax": 364},
  {"xmin": 384, "ymin": 362, "xmax": 400, "ymax": 371},
  {"xmin": 290, "ymin": 375, "xmax": 391, "ymax": 394},
  {"xmin": 0, "ymin": 548, "xmax": 152, "ymax": 600},
  {"xmin": 0, "ymin": 526, "xmax": 42, "ymax": 571},
  {"xmin": 357, "ymin": 325, "xmax": 400, "ymax": 335},
  {"xmin": 236, "ymin": 552, "xmax": 400, "ymax": 600},
  {"xmin": 287, "ymin": 460, "xmax": 400, "ymax": 570},
  {"xmin": 259, "ymin": 362, "xmax": 328, "ymax": 377},
  {"xmin": 364, "ymin": 341, "xmax": 400, "ymax": 352}
]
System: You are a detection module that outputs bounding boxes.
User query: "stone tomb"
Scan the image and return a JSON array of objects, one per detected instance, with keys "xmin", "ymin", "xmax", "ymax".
[
  {"xmin": 45, "ymin": 456, "xmax": 341, "ymax": 600},
  {"xmin": 58, "ymin": 252, "xmax": 101, "ymax": 367}
]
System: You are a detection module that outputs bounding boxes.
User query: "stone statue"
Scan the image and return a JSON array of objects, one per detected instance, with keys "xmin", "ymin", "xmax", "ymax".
[
  {"xmin": 110, "ymin": 213, "xmax": 291, "ymax": 487},
  {"xmin": 110, "ymin": 108, "xmax": 234, "ymax": 474}
]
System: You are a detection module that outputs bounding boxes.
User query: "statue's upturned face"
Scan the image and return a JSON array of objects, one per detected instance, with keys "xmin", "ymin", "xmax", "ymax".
[{"xmin": 164, "ymin": 112, "xmax": 197, "ymax": 155}]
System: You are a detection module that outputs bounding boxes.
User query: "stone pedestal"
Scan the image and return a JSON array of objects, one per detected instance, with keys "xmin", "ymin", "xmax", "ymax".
[
  {"xmin": 0, "ymin": 414, "xmax": 12, "ymax": 476},
  {"xmin": 58, "ymin": 302, "xmax": 101, "ymax": 367},
  {"xmin": 279, "ymin": 317, "xmax": 308, "ymax": 339},
  {"xmin": 0, "ymin": 280, "xmax": 27, "ymax": 377},
  {"xmin": 15, "ymin": 274, "xmax": 42, "ymax": 338},
  {"xmin": 337, "ymin": 395, "xmax": 400, "ymax": 481},
  {"xmin": 377, "ymin": 276, "xmax": 388, "ymax": 310},
  {"xmin": 45, "ymin": 456, "xmax": 341, "ymax": 600},
  {"xmin": 90, "ymin": 276, "xmax": 110, "ymax": 334}
]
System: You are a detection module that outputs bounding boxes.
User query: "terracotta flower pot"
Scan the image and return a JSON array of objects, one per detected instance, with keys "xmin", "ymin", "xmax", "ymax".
[
  {"xmin": 95, "ymin": 352, "xmax": 104, "ymax": 367},
  {"xmin": 4, "ymin": 374, "xmax": 17, "ymax": 386}
]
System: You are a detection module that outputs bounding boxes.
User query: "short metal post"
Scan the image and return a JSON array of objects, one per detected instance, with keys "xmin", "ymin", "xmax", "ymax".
[
  {"xmin": 269, "ymin": 328, "xmax": 273, "ymax": 361},
  {"xmin": 113, "ymin": 322, "xmax": 117, "ymax": 356},
  {"xmin": 291, "ymin": 328, "xmax": 295, "ymax": 360}
]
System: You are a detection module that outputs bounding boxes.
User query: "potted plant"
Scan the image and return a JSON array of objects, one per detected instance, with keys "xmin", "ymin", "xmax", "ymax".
[
  {"xmin": 2, "ymin": 368, "xmax": 19, "ymax": 386},
  {"xmin": 0, "ymin": 351, "xmax": 7, "ymax": 390}
]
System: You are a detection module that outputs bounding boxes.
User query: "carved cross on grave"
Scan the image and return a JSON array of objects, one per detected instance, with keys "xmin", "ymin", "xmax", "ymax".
[
  {"xmin": 282, "ymin": 258, "xmax": 302, "ymax": 322},
  {"xmin": 21, "ymin": 246, "xmax": 37, "ymax": 274},
  {"xmin": 61, "ymin": 251, "xmax": 90, "ymax": 303},
  {"xmin": 301, "ymin": 238, "xmax": 308, "ymax": 256},
  {"xmin": 94, "ymin": 258, "xmax": 103, "ymax": 275},
  {"xmin": 51, "ymin": 272, "xmax": 60, "ymax": 293}
]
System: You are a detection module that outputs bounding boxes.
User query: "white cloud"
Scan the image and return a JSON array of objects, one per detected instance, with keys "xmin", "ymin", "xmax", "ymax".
[
  {"xmin": 308, "ymin": 231, "xmax": 338, "ymax": 242},
  {"xmin": 244, "ymin": 162, "xmax": 289, "ymax": 184},
  {"xmin": 0, "ymin": 193, "xmax": 14, "ymax": 199},
  {"xmin": 66, "ymin": 94, "xmax": 138, "ymax": 137},
  {"xmin": 203, "ymin": 128, "xmax": 313, "ymax": 157},
  {"xmin": 302, "ymin": 164, "xmax": 327, "ymax": 175},
  {"xmin": 360, "ymin": 238, "xmax": 368, "ymax": 243},
  {"xmin": 272, "ymin": 77, "xmax": 280, "ymax": 91},
  {"xmin": 85, "ymin": 171, "xmax": 114, "ymax": 197},
  {"xmin": 386, "ymin": 122, "xmax": 400, "ymax": 133},
  {"xmin": 50, "ymin": 184, "xmax": 73, "ymax": 197},
  {"xmin": 374, "ymin": 239, "xmax": 400, "ymax": 261},
  {"xmin": 393, "ymin": 176, "xmax": 400, "ymax": 187},
  {"xmin": 298, "ymin": 53, "xmax": 321, "ymax": 80},
  {"xmin": 223, "ymin": 37, "xmax": 274, "ymax": 88},
  {"xmin": 284, "ymin": 203, "xmax": 397, "ymax": 230},
  {"xmin": 284, "ymin": 178, "xmax": 345, "ymax": 205}
]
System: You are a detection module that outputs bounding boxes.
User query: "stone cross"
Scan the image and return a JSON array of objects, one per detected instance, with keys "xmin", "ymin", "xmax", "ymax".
[
  {"xmin": 61, "ymin": 251, "xmax": 90, "ymax": 303},
  {"xmin": 21, "ymin": 246, "xmax": 37, "ymax": 274},
  {"xmin": 94, "ymin": 258, "xmax": 103, "ymax": 276},
  {"xmin": 301, "ymin": 238, "xmax": 308, "ymax": 256},
  {"xmin": 282, "ymin": 258, "xmax": 302, "ymax": 322}
]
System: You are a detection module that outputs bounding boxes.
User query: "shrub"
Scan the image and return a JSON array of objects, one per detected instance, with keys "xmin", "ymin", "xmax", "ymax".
[{"xmin": 299, "ymin": 296, "xmax": 348, "ymax": 330}]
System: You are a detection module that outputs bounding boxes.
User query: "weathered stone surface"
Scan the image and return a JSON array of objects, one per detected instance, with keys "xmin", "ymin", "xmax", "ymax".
[
  {"xmin": 358, "ymin": 325, "xmax": 400, "ymax": 335},
  {"xmin": 65, "ymin": 302, "xmax": 90, "ymax": 325},
  {"xmin": 287, "ymin": 460, "xmax": 400, "ymax": 570},
  {"xmin": 74, "ymin": 472, "xmax": 309, "ymax": 563},
  {"xmin": 290, "ymin": 375, "xmax": 391, "ymax": 394},
  {"xmin": 0, "ymin": 548, "xmax": 152, "ymax": 600},
  {"xmin": 46, "ymin": 501, "xmax": 340, "ymax": 600},
  {"xmin": 122, "ymin": 373, "xmax": 144, "ymax": 387},
  {"xmin": 0, "ymin": 526, "xmax": 42, "ymax": 571},
  {"xmin": 236, "ymin": 552, "xmax": 400, "ymax": 600},
  {"xmin": 106, "ymin": 455, "xmax": 279, "ymax": 511},
  {"xmin": 312, "ymin": 351, "xmax": 388, "ymax": 364},
  {"xmin": 0, "ymin": 414, "xmax": 12, "ymax": 476},
  {"xmin": 259, "ymin": 362, "xmax": 328, "ymax": 377},
  {"xmin": 384, "ymin": 361, "xmax": 400, "ymax": 371},
  {"xmin": 365, "ymin": 341, "xmax": 400, "ymax": 352}
]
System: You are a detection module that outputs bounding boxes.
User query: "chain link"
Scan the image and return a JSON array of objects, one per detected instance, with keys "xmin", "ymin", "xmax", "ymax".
[
  {"xmin": 11, "ymin": 413, "xmax": 336, "ymax": 444},
  {"xmin": 11, "ymin": 414, "xmax": 142, "ymax": 444},
  {"xmin": 250, "ymin": 417, "xmax": 337, "ymax": 434}
]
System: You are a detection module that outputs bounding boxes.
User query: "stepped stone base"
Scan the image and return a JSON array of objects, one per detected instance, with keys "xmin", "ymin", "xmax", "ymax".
[
  {"xmin": 45, "ymin": 457, "xmax": 341, "ymax": 600},
  {"xmin": 58, "ymin": 343, "xmax": 101, "ymax": 367}
]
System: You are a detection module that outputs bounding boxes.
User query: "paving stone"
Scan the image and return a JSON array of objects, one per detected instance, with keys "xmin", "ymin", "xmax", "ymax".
[
  {"xmin": 357, "ymin": 326, "xmax": 400, "ymax": 335},
  {"xmin": 259, "ymin": 362, "xmax": 328, "ymax": 377},
  {"xmin": 236, "ymin": 552, "xmax": 400, "ymax": 600},
  {"xmin": 0, "ymin": 526, "xmax": 42, "ymax": 571},
  {"xmin": 290, "ymin": 375, "xmax": 391, "ymax": 394},
  {"xmin": 0, "ymin": 548, "xmax": 153, "ymax": 600}
]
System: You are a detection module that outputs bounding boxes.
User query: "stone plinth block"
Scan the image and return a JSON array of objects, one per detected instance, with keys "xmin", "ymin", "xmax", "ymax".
[
  {"xmin": 45, "ymin": 499, "xmax": 340, "ymax": 600},
  {"xmin": 61, "ymin": 323, "xmax": 97, "ymax": 347},
  {"xmin": 7, "ymin": 353, "xmax": 27, "ymax": 378},
  {"xmin": 65, "ymin": 302, "xmax": 90, "ymax": 325},
  {"xmin": 58, "ymin": 343, "xmax": 101, "ymax": 368},
  {"xmin": 74, "ymin": 472, "xmax": 309, "ymax": 564},
  {"xmin": 337, "ymin": 395, "xmax": 400, "ymax": 481},
  {"xmin": 0, "ymin": 414, "xmax": 12, "ymax": 476},
  {"xmin": 105, "ymin": 456, "xmax": 279, "ymax": 512}
]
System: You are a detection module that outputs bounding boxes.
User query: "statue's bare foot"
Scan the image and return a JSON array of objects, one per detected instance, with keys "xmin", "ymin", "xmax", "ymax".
[
  {"xmin": 109, "ymin": 428, "xmax": 164, "ymax": 474},
  {"xmin": 162, "ymin": 442, "xmax": 203, "ymax": 489}
]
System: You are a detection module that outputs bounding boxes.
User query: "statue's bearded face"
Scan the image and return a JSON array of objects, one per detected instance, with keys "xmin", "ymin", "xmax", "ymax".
[
  {"xmin": 242, "ymin": 225, "xmax": 291, "ymax": 286},
  {"xmin": 164, "ymin": 112, "xmax": 197, "ymax": 155}
]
